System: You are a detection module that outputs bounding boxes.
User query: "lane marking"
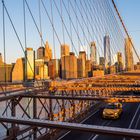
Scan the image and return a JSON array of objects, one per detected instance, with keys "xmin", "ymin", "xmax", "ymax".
[
  {"xmin": 134, "ymin": 112, "xmax": 140, "ymax": 129},
  {"xmin": 129, "ymin": 104, "xmax": 140, "ymax": 129},
  {"xmin": 123, "ymin": 104, "xmax": 140, "ymax": 140},
  {"xmin": 91, "ymin": 104, "xmax": 127, "ymax": 140},
  {"xmin": 58, "ymin": 104, "xmax": 101, "ymax": 140},
  {"xmin": 90, "ymin": 121, "xmax": 112, "ymax": 140}
]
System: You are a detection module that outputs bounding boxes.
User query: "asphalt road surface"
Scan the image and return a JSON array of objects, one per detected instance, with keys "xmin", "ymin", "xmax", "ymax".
[{"xmin": 58, "ymin": 102, "xmax": 140, "ymax": 140}]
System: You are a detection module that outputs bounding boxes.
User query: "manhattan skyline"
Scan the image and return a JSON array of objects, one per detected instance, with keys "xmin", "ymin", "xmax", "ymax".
[{"xmin": 0, "ymin": 0, "xmax": 139, "ymax": 64}]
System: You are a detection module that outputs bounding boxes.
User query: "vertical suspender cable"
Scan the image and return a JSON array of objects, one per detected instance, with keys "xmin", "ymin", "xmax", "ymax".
[
  {"xmin": 3, "ymin": 0, "xmax": 40, "ymax": 86},
  {"xmin": 50, "ymin": 0, "xmax": 56, "ymax": 59},
  {"xmin": 2, "ymin": 0, "xmax": 6, "ymax": 91},
  {"xmin": 89, "ymin": 0, "xmax": 104, "ymax": 55},
  {"xmin": 98, "ymin": 0, "xmax": 117, "ymax": 66},
  {"xmin": 80, "ymin": 0, "xmax": 90, "ymax": 58},
  {"xmin": 23, "ymin": 0, "xmax": 27, "ymax": 81},
  {"xmin": 38, "ymin": 0, "xmax": 45, "ymax": 80},
  {"xmin": 38, "ymin": 0, "xmax": 43, "ymax": 47},
  {"xmin": 68, "ymin": 0, "xmax": 73, "ymax": 52},
  {"xmin": 23, "ymin": 0, "xmax": 30, "ymax": 116},
  {"xmin": 2, "ymin": 0, "xmax": 6, "ymax": 82},
  {"xmin": 2, "ymin": 0, "xmax": 8, "ymax": 119},
  {"xmin": 74, "ymin": 0, "xmax": 80, "ymax": 52},
  {"xmin": 53, "ymin": 0, "xmax": 78, "ymax": 55},
  {"xmin": 68, "ymin": 0, "xmax": 87, "ymax": 53},
  {"xmin": 60, "ymin": 0, "xmax": 65, "ymax": 44}
]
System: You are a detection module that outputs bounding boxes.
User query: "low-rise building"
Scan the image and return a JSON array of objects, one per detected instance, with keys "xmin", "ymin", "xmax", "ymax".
[
  {"xmin": 12, "ymin": 58, "xmax": 25, "ymax": 82},
  {"xmin": 0, "ymin": 64, "xmax": 13, "ymax": 82}
]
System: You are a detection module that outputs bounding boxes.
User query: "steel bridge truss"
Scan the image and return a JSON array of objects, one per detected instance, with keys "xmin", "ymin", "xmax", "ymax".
[
  {"xmin": 0, "ymin": 92, "xmax": 96, "ymax": 139},
  {"xmin": 0, "ymin": 116, "xmax": 140, "ymax": 140},
  {"xmin": 0, "ymin": 90, "xmax": 140, "ymax": 139},
  {"xmin": 0, "ymin": 74, "xmax": 140, "ymax": 139}
]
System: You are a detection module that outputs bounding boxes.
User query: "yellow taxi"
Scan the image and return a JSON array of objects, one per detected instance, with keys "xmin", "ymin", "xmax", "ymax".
[{"xmin": 102, "ymin": 103, "xmax": 122, "ymax": 119}]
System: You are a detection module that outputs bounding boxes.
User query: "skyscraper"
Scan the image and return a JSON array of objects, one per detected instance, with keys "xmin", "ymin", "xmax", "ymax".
[
  {"xmin": 45, "ymin": 41, "xmax": 52, "ymax": 61},
  {"xmin": 37, "ymin": 47, "xmax": 45, "ymax": 59},
  {"xmin": 125, "ymin": 38, "xmax": 134, "ymax": 71},
  {"xmin": 90, "ymin": 42, "xmax": 97, "ymax": 65},
  {"xmin": 98, "ymin": 57, "xmax": 105, "ymax": 70},
  {"xmin": 61, "ymin": 44, "xmax": 70, "ymax": 57},
  {"xmin": 104, "ymin": 35, "xmax": 111, "ymax": 68},
  {"xmin": 25, "ymin": 48, "xmax": 35, "ymax": 80},
  {"xmin": 117, "ymin": 52, "xmax": 123, "ymax": 64},
  {"xmin": 99, "ymin": 57, "xmax": 105, "ymax": 66},
  {"xmin": 79, "ymin": 51, "xmax": 86, "ymax": 62},
  {"xmin": 85, "ymin": 60, "xmax": 92, "ymax": 77},
  {"xmin": 77, "ymin": 51, "xmax": 86, "ymax": 78},
  {"xmin": 48, "ymin": 59, "xmax": 60, "ymax": 79},
  {"xmin": 115, "ymin": 52, "xmax": 123, "ymax": 72}
]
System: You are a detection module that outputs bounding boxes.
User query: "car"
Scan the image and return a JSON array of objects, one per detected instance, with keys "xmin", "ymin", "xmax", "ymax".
[{"xmin": 102, "ymin": 103, "xmax": 122, "ymax": 119}]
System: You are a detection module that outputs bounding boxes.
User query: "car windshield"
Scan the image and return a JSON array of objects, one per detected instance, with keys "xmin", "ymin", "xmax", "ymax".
[{"xmin": 106, "ymin": 104, "xmax": 118, "ymax": 109}]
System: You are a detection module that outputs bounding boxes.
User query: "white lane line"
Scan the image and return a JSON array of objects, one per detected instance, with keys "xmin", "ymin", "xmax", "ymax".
[
  {"xmin": 134, "ymin": 112, "xmax": 140, "ymax": 129},
  {"xmin": 91, "ymin": 104, "xmax": 127, "ymax": 140},
  {"xmin": 57, "ymin": 131, "xmax": 71, "ymax": 140},
  {"xmin": 123, "ymin": 104, "xmax": 140, "ymax": 140},
  {"xmin": 58, "ymin": 105, "xmax": 101, "ymax": 140},
  {"xmin": 129, "ymin": 104, "xmax": 140, "ymax": 129},
  {"xmin": 81, "ymin": 108, "xmax": 100, "ymax": 123},
  {"xmin": 90, "ymin": 121, "xmax": 112, "ymax": 140}
]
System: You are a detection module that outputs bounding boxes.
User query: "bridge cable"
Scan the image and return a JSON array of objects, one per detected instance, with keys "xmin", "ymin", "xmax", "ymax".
[
  {"xmin": 53, "ymin": 0, "xmax": 80, "ymax": 55},
  {"xmin": 2, "ymin": 0, "xmax": 7, "ymax": 92},
  {"xmin": 92, "ymin": 0, "xmax": 117, "ymax": 67},
  {"xmin": 79, "ymin": 0, "xmax": 102, "ymax": 60},
  {"xmin": 66, "ymin": 0, "xmax": 90, "ymax": 53},
  {"xmin": 2, "ymin": 0, "xmax": 41, "ymax": 88},
  {"xmin": 38, "ymin": 0, "xmax": 43, "ymax": 47},
  {"xmin": 111, "ymin": 0, "xmax": 140, "ymax": 62},
  {"xmin": 105, "ymin": 0, "xmax": 126, "ymax": 72},
  {"xmin": 103, "ymin": 0, "xmax": 124, "ymax": 72},
  {"xmin": 98, "ymin": 0, "xmax": 119, "ymax": 66},
  {"xmin": 74, "ymin": 0, "xmax": 80, "ymax": 52},
  {"xmin": 40, "ymin": 0, "xmax": 62, "ymax": 46},
  {"xmin": 87, "ymin": 0, "xmax": 104, "ymax": 56},
  {"xmin": 50, "ymin": 0, "xmax": 56, "ymax": 59},
  {"xmin": 68, "ymin": 0, "xmax": 73, "ymax": 52},
  {"xmin": 60, "ymin": 0, "xmax": 65, "ymax": 44},
  {"xmin": 105, "ymin": 0, "xmax": 124, "ymax": 52}
]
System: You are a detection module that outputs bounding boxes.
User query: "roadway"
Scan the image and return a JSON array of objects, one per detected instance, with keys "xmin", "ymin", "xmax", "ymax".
[{"xmin": 59, "ymin": 102, "xmax": 140, "ymax": 140}]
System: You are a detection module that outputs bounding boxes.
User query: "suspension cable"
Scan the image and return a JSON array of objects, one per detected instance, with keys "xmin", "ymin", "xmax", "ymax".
[
  {"xmin": 50, "ymin": 0, "xmax": 56, "ymax": 59},
  {"xmin": 38, "ymin": 0, "xmax": 43, "ymax": 47},
  {"xmin": 112, "ymin": 0, "xmax": 140, "ymax": 62},
  {"xmin": 60, "ymin": 0, "xmax": 65, "ymax": 44},
  {"xmin": 2, "ymin": 0, "xmax": 6, "ymax": 92}
]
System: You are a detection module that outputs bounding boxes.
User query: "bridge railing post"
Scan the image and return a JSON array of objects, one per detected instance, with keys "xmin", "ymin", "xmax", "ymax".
[
  {"xmin": 6, "ymin": 98, "xmax": 19, "ymax": 139},
  {"xmin": 62, "ymin": 91, "xmax": 66, "ymax": 121},
  {"xmin": 33, "ymin": 97, "xmax": 37, "ymax": 139}
]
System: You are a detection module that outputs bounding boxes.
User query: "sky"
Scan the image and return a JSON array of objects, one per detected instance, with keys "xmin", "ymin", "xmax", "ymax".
[
  {"xmin": 115, "ymin": 0, "xmax": 140, "ymax": 58},
  {"xmin": 0, "ymin": 0, "xmax": 140, "ymax": 64}
]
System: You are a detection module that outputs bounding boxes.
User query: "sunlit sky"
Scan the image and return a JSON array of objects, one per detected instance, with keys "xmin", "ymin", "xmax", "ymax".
[
  {"xmin": 115, "ymin": 0, "xmax": 140, "ymax": 57},
  {"xmin": 0, "ymin": 0, "xmax": 139, "ymax": 63}
]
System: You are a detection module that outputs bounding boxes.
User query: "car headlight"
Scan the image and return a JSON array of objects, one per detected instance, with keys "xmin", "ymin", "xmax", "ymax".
[
  {"xmin": 114, "ymin": 113, "xmax": 118, "ymax": 116},
  {"xmin": 103, "ymin": 112, "xmax": 106, "ymax": 115}
]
